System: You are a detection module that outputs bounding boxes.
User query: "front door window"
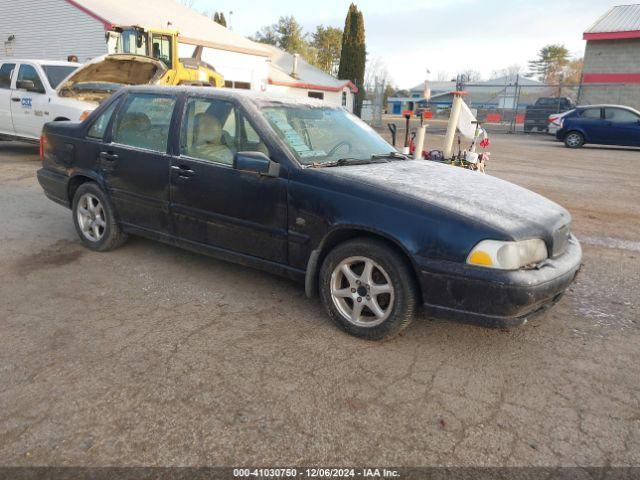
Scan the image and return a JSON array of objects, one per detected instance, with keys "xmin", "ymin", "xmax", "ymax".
[
  {"xmin": 17, "ymin": 65, "xmax": 45, "ymax": 93},
  {"xmin": 180, "ymin": 97, "xmax": 271, "ymax": 165},
  {"xmin": 181, "ymin": 98, "xmax": 237, "ymax": 165},
  {"xmin": 604, "ymin": 108, "xmax": 640, "ymax": 123}
]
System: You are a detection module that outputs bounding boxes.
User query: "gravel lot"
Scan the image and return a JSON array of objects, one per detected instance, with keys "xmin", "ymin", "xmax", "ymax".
[{"xmin": 0, "ymin": 134, "xmax": 639, "ymax": 467}]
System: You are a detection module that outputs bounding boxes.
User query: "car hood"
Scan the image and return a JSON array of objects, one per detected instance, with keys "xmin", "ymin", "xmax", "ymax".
[
  {"xmin": 319, "ymin": 160, "xmax": 571, "ymax": 237},
  {"xmin": 56, "ymin": 54, "xmax": 167, "ymax": 103}
]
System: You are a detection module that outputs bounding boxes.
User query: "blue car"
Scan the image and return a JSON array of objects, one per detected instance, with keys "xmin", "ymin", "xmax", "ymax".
[
  {"xmin": 37, "ymin": 86, "xmax": 581, "ymax": 340},
  {"xmin": 556, "ymin": 105, "xmax": 640, "ymax": 148}
]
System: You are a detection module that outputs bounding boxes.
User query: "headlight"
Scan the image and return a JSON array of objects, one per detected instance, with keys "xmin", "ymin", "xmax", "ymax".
[{"xmin": 467, "ymin": 239, "xmax": 548, "ymax": 270}]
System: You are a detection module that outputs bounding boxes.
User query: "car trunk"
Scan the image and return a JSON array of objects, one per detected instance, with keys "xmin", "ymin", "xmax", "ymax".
[{"xmin": 56, "ymin": 54, "xmax": 167, "ymax": 104}]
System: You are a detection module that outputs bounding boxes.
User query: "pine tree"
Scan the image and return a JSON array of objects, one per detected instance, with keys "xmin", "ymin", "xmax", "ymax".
[
  {"xmin": 311, "ymin": 26, "xmax": 342, "ymax": 75},
  {"xmin": 527, "ymin": 44, "xmax": 570, "ymax": 83},
  {"xmin": 213, "ymin": 11, "xmax": 227, "ymax": 28},
  {"xmin": 253, "ymin": 16, "xmax": 310, "ymax": 58},
  {"xmin": 338, "ymin": 4, "xmax": 366, "ymax": 116}
]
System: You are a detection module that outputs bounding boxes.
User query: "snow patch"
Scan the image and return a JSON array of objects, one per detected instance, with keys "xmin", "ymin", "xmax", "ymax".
[{"xmin": 579, "ymin": 236, "xmax": 640, "ymax": 253}]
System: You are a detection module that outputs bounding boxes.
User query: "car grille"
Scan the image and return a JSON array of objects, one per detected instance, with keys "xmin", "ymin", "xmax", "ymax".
[{"xmin": 551, "ymin": 224, "xmax": 571, "ymax": 257}]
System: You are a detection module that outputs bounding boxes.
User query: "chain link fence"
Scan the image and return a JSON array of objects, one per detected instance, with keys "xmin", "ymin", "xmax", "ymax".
[
  {"xmin": 377, "ymin": 79, "xmax": 640, "ymax": 140},
  {"xmin": 453, "ymin": 79, "xmax": 581, "ymax": 134}
]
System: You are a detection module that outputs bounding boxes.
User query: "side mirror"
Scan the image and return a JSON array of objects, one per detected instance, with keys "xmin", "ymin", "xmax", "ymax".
[
  {"xmin": 234, "ymin": 151, "xmax": 280, "ymax": 178},
  {"xmin": 16, "ymin": 79, "xmax": 44, "ymax": 93}
]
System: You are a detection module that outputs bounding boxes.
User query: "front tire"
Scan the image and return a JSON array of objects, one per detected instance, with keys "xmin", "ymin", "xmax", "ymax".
[
  {"xmin": 72, "ymin": 182, "xmax": 128, "ymax": 251},
  {"xmin": 564, "ymin": 131, "xmax": 584, "ymax": 148},
  {"xmin": 319, "ymin": 238, "xmax": 419, "ymax": 340}
]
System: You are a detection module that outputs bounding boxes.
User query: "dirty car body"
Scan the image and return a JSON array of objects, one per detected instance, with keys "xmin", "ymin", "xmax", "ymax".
[{"xmin": 37, "ymin": 86, "xmax": 582, "ymax": 339}]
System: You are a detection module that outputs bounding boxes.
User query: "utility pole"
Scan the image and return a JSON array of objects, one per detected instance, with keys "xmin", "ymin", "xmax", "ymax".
[{"xmin": 556, "ymin": 73, "xmax": 564, "ymax": 113}]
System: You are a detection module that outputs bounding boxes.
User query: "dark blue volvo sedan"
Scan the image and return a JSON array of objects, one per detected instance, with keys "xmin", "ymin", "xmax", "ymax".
[{"xmin": 38, "ymin": 86, "xmax": 582, "ymax": 339}]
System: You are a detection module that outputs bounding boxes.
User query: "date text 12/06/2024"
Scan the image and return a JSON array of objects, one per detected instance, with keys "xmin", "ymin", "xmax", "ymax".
[{"xmin": 233, "ymin": 468, "xmax": 400, "ymax": 478}]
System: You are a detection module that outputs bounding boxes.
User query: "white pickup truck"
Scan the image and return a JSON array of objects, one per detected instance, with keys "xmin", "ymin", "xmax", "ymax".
[
  {"xmin": 0, "ymin": 55, "xmax": 166, "ymax": 143},
  {"xmin": 0, "ymin": 59, "xmax": 92, "ymax": 143}
]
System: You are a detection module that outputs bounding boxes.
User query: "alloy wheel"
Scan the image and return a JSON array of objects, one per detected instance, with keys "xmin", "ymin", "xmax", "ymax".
[
  {"xmin": 76, "ymin": 193, "xmax": 106, "ymax": 242},
  {"xmin": 330, "ymin": 256, "xmax": 395, "ymax": 327},
  {"xmin": 566, "ymin": 133, "xmax": 582, "ymax": 147}
]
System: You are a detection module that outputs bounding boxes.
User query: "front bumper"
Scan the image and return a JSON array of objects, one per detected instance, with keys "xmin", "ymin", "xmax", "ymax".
[{"xmin": 416, "ymin": 235, "xmax": 582, "ymax": 328}]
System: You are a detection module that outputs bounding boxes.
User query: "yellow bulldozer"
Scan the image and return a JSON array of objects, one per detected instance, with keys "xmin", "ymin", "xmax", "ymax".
[{"xmin": 106, "ymin": 25, "xmax": 224, "ymax": 87}]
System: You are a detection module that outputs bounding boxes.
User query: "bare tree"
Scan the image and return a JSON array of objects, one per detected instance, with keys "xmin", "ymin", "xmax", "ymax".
[
  {"xmin": 364, "ymin": 56, "xmax": 389, "ymax": 94},
  {"xmin": 435, "ymin": 71, "xmax": 450, "ymax": 82},
  {"xmin": 458, "ymin": 69, "xmax": 482, "ymax": 83},
  {"xmin": 178, "ymin": 0, "xmax": 195, "ymax": 8},
  {"xmin": 490, "ymin": 64, "xmax": 523, "ymax": 82}
]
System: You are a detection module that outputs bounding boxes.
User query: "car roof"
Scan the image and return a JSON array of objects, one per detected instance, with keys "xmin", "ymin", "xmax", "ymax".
[
  {"xmin": 122, "ymin": 85, "xmax": 334, "ymax": 108},
  {"xmin": 576, "ymin": 104, "xmax": 640, "ymax": 115},
  {"xmin": 0, "ymin": 59, "xmax": 80, "ymax": 67},
  {"xmin": 577, "ymin": 104, "xmax": 635, "ymax": 109}
]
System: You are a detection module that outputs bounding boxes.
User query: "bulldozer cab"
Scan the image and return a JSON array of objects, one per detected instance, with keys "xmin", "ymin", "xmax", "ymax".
[
  {"xmin": 107, "ymin": 26, "xmax": 175, "ymax": 70},
  {"xmin": 106, "ymin": 25, "xmax": 224, "ymax": 88}
]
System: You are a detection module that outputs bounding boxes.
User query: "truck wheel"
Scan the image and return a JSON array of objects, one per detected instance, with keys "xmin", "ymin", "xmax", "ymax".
[
  {"xmin": 524, "ymin": 125, "xmax": 533, "ymax": 133},
  {"xmin": 564, "ymin": 131, "xmax": 584, "ymax": 148},
  {"xmin": 319, "ymin": 238, "xmax": 418, "ymax": 340},
  {"xmin": 72, "ymin": 182, "xmax": 128, "ymax": 252}
]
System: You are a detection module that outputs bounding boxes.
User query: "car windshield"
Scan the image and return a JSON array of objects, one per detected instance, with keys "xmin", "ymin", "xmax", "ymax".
[
  {"xmin": 42, "ymin": 65, "xmax": 78, "ymax": 88},
  {"xmin": 261, "ymin": 105, "xmax": 397, "ymax": 166}
]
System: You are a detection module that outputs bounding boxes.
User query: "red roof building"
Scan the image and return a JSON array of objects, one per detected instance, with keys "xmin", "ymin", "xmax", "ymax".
[{"xmin": 580, "ymin": 5, "xmax": 640, "ymax": 109}]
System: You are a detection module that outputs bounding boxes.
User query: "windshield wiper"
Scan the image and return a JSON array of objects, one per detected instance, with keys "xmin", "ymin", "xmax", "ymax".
[
  {"xmin": 310, "ymin": 157, "xmax": 389, "ymax": 168},
  {"xmin": 371, "ymin": 151, "xmax": 408, "ymax": 160}
]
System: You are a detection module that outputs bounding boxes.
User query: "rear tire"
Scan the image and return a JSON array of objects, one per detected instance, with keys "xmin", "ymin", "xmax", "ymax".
[
  {"xmin": 564, "ymin": 131, "xmax": 584, "ymax": 148},
  {"xmin": 319, "ymin": 238, "xmax": 419, "ymax": 340},
  {"xmin": 72, "ymin": 182, "xmax": 128, "ymax": 252}
]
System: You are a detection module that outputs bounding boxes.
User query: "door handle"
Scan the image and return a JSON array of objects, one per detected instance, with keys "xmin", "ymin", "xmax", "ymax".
[
  {"xmin": 171, "ymin": 165, "xmax": 196, "ymax": 177},
  {"xmin": 11, "ymin": 97, "xmax": 20, "ymax": 102},
  {"xmin": 99, "ymin": 151, "xmax": 119, "ymax": 162}
]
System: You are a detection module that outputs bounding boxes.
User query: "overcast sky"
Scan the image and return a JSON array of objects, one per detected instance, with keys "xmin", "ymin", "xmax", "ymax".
[{"xmin": 190, "ymin": 0, "xmax": 622, "ymax": 88}]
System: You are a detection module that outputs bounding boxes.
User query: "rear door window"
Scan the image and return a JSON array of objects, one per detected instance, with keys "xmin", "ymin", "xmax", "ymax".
[
  {"xmin": 113, "ymin": 93, "xmax": 176, "ymax": 152},
  {"xmin": 580, "ymin": 108, "xmax": 601, "ymax": 119},
  {"xmin": 87, "ymin": 100, "xmax": 120, "ymax": 140},
  {"xmin": 0, "ymin": 63, "xmax": 15, "ymax": 89}
]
